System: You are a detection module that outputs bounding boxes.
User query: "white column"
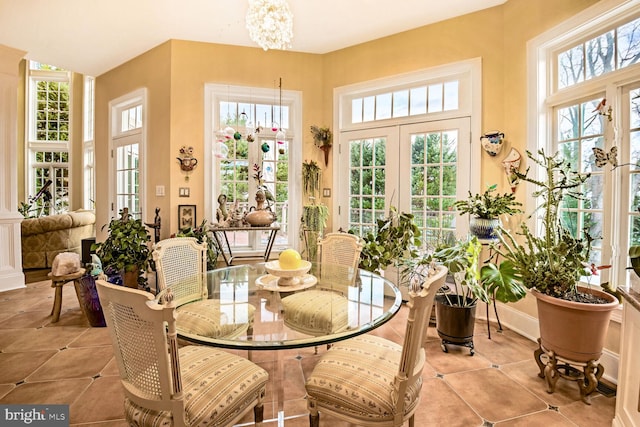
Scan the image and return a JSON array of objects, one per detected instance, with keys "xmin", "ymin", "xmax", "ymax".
[{"xmin": 0, "ymin": 45, "xmax": 27, "ymax": 292}]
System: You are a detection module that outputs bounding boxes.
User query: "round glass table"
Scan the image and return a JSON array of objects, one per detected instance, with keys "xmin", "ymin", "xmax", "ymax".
[
  {"xmin": 175, "ymin": 262, "xmax": 403, "ymax": 350},
  {"xmin": 168, "ymin": 262, "xmax": 402, "ymax": 426}
]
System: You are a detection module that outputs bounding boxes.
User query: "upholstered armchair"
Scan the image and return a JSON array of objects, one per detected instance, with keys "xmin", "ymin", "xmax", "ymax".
[
  {"xmin": 281, "ymin": 232, "xmax": 363, "ymax": 351},
  {"xmin": 305, "ymin": 265, "xmax": 448, "ymax": 427},
  {"xmin": 95, "ymin": 280, "xmax": 268, "ymax": 426},
  {"xmin": 153, "ymin": 237, "xmax": 255, "ymax": 339}
]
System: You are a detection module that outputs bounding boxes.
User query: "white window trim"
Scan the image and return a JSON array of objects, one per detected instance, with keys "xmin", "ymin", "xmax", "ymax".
[
  {"xmin": 83, "ymin": 76, "xmax": 95, "ymax": 211},
  {"xmin": 24, "ymin": 68, "xmax": 73, "ymax": 209},
  {"xmin": 333, "ymin": 58, "xmax": 483, "ymax": 222},
  {"xmin": 108, "ymin": 88, "xmax": 147, "ymax": 218},
  {"xmin": 527, "ymin": 0, "xmax": 640, "ymax": 324},
  {"xmin": 204, "ymin": 83, "xmax": 303, "ymax": 250}
]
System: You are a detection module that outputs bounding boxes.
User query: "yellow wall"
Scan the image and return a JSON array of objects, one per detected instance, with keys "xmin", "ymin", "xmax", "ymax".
[
  {"xmin": 95, "ymin": 0, "xmax": 598, "ymax": 236},
  {"xmin": 95, "ymin": 42, "xmax": 172, "ymax": 235}
]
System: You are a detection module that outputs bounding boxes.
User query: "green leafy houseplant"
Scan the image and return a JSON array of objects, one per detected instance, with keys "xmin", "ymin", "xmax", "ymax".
[
  {"xmin": 302, "ymin": 160, "xmax": 322, "ymax": 200},
  {"xmin": 403, "ymin": 236, "xmax": 526, "ymax": 307},
  {"xmin": 454, "ymin": 184, "xmax": 522, "ymax": 219},
  {"xmin": 92, "ymin": 208, "xmax": 152, "ymax": 288},
  {"xmin": 176, "ymin": 219, "xmax": 219, "ymax": 270},
  {"xmin": 356, "ymin": 207, "xmax": 421, "ymax": 275},
  {"xmin": 491, "ymin": 149, "xmax": 602, "ymax": 301}
]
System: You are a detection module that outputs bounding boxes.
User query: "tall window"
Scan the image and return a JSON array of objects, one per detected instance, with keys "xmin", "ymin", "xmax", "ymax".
[
  {"xmin": 110, "ymin": 90, "xmax": 146, "ymax": 219},
  {"xmin": 205, "ymin": 84, "xmax": 302, "ymax": 254},
  {"xmin": 25, "ymin": 62, "xmax": 70, "ymax": 216},
  {"xmin": 530, "ymin": 0, "xmax": 640, "ymax": 288}
]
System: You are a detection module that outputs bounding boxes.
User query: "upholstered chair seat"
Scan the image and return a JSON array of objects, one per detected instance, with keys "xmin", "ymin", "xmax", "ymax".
[
  {"xmin": 281, "ymin": 233, "xmax": 362, "ymax": 350},
  {"xmin": 96, "ymin": 280, "xmax": 268, "ymax": 427},
  {"xmin": 305, "ymin": 265, "xmax": 448, "ymax": 427},
  {"xmin": 305, "ymin": 334, "xmax": 425, "ymax": 421},
  {"xmin": 282, "ymin": 290, "xmax": 348, "ymax": 335},
  {"xmin": 153, "ymin": 237, "xmax": 256, "ymax": 339},
  {"xmin": 175, "ymin": 298, "xmax": 256, "ymax": 339}
]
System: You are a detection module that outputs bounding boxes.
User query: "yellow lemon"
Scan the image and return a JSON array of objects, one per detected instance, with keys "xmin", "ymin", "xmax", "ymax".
[{"xmin": 279, "ymin": 248, "xmax": 302, "ymax": 270}]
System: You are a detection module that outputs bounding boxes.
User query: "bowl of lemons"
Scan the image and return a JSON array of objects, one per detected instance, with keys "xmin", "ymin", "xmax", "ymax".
[{"xmin": 265, "ymin": 249, "xmax": 312, "ymax": 286}]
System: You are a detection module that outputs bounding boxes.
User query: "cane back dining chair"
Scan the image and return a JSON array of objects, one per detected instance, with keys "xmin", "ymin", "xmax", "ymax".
[
  {"xmin": 281, "ymin": 233, "xmax": 363, "ymax": 348},
  {"xmin": 153, "ymin": 237, "xmax": 255, "ymax": 339},
  {"xmin": 95, "ymin": 280, "xmax": 269, "ymax": 427},
  {"xmin": 304, "ymin": 264, "xmax": 448, "ymax": 427}
]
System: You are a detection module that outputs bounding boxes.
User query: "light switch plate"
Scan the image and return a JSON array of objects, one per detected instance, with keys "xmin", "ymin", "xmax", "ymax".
[
  {"xmin": 179, "ymin": 187, "xmax": 190, "ymax": 197},
  {"xmin": 155, "ymin": 185, "xmax": 165, "ymax": 196}
]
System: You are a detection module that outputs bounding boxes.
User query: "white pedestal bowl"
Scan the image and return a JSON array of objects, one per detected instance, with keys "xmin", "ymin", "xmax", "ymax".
[{"xmin": 265, "ymin": 260, "xmax": 312, "ymax": 287}]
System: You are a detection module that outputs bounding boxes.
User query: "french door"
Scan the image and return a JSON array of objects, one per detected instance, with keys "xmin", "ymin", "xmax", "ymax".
[{"xmin": 336, "ymin": 117, "xmax": 471, "ymax": 247}]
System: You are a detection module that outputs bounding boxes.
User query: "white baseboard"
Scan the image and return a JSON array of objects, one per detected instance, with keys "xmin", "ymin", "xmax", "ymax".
[
  {"xmin": 477, "ymin": 302, "xmax": 619, "ymax": 385},
  {"xmin": 0, "ymin": 271, "xmax": 26, "ymax": 292}
]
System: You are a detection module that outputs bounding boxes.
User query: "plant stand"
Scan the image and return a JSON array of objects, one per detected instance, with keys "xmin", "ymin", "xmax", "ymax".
[
  {"xmin": 441, "ymin": 337, "xmax": 475, "ymax": 356},
  {"xmin": 534, "ymin": 339, "xmax": 604, "ymax": 405}
]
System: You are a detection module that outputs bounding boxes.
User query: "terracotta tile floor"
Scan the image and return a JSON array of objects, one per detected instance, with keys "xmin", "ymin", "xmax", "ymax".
[{"xmin": 0, "ymin": 278, "xmax": 616, "ymax": 426}]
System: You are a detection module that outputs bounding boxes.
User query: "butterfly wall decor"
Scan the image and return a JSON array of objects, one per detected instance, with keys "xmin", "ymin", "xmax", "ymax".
[{"xmin": 592, "ymin": 146, "xmax": 618, "ymax": 168}]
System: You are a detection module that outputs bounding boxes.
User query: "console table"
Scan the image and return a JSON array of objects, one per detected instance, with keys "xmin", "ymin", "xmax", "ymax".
[{"xmin": 210, "ymin": 225, "xmax": 280, "ymax": 266}]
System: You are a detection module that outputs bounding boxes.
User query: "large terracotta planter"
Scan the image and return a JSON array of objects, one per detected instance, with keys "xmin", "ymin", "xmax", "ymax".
[{"xmin": 532, "ymin": 286, "xmax": 618, "ymax": 362}]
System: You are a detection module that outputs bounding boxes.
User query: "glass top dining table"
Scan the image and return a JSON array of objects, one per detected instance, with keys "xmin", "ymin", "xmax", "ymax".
[{"xmin": 175, "ymin": 262, "xmax": 403, "ymax": 350}]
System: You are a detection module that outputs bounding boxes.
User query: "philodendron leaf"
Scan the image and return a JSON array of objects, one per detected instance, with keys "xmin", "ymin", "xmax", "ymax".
[{"xmin": 480, "ymin": 261, "xmax": 526, "ymax": 303}]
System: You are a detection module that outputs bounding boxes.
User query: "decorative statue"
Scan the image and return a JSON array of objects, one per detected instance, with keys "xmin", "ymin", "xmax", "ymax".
[
  {"xmin": 228, "ymin": 200, "xmax": 245, "ymax": 227},
  {"xmin": 216, "ymin": 194, "xmax": 230, "ymax": 226},
  {"xmin": 144, "ymin": 207, "xmax": 161, "ymax": 242}
]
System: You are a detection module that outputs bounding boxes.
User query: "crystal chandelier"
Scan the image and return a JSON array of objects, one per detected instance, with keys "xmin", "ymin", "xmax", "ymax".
[{"xmin": 246, "ymin": 0, "xmax": 293, "ymax": 51}]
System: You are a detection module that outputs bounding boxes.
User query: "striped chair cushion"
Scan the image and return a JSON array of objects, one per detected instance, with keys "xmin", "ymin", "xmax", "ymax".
[
  {"xmin": 124, "ymin": 346, "xmax": 268, "ymax": 426},
  {"xmin": 176, "ymin": 300, "xmax": 255, "ymax": 339},
  {"xmin": 305, "ymin": 334, "xmax": 424, "ymax": 422},
  {"xmin": 281, "ymin": 290, "xmax": 349, "ymax": 335}
]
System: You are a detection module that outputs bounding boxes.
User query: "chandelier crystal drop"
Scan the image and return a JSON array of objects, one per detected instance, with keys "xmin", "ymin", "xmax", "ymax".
[{"xmin": 246, "ymin": 0, "xmax": 293, "ymax": 51}]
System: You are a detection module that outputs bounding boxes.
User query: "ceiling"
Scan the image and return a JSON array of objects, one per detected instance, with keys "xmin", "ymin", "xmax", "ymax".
[{"xmin": 0, "ymin": 0, "xmax": 506, "ymax": 77}]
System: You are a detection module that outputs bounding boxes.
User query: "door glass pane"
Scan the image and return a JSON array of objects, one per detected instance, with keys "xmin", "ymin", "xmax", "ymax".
[
  {"xmin": 349, "ymin": 138, "xmax": 386, "ymax": 236},
  {"xmin": 116, "ymin": 143, "xmax": 140, "ymax": 219},
  {"xmin": 410, "ymin": 130, "xmax": 458, "ymax": 246}
]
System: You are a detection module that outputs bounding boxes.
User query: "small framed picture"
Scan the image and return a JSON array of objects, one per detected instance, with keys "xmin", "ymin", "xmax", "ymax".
[{"xmin": 178, "ymin": 205, "xmax": 196, "ymax": 229}]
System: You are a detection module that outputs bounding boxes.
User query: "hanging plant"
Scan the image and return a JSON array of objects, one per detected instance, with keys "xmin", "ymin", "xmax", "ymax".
[
  {"xmin": 300, "ymin": 204, "xmax": 329, "ymax": 261},
  {"xmin": 302, "ymin": 160, "xmax": 321, "ymax": 199},
  {"xmin": 311, "ymin": 125, "xmax": 332, "ymax": 167},
  {"xmin": 302, "ymin": 204, "xmax": 329, "ymax": 234}
]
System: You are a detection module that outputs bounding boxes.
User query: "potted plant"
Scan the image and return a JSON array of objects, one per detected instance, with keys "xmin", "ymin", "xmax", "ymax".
[
  {"xmin": 405, "ymin": 235, "xmax": 526, "ymax": 355},
  {"xmin": 176, "ymin": 219, "xmax": 219, "ymax": 270},
  {"xmin": 310, "ymin": 125, "xmax": 332, "ymax": 167},
  {"xmin": 454, "ymin": 184, "xmax": 522, "ymax": 240},
  {"xmin": 489, "ymin": 149, "xmax": 619, "ymax": 400},
  {"xmin": 92, "ymin": 208, "xmax": 152, "ymax": 289},
  {"xmin": 355, "ymin": 207, "xmax": 421, "ymax": 300},
  {"xmin": 356, "ymin": 206, "xmax": 421, "ymax": 275},
  {"xmin": 301, "ymin": 160, "xmax": 329, "ymax": 260}
]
